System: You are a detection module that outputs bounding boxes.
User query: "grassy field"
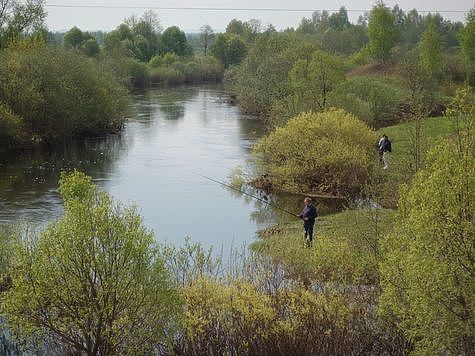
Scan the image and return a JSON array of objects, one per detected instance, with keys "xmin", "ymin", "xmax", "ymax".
[{"xmin": 377, "ymin": 116, "xmax": 455, "ymax": 177}]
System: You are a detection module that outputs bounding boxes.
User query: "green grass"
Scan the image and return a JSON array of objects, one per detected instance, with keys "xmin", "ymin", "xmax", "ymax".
[
  {"xmin": 373, "ymin": 116, "xmax": 457, "ymax": 206},
  {"xmin": 377, "ymin": 116, "xmax": 455, "ymax": 171},
  {"xmin": 254, "ymin": 208, "xmax": 395, "ymax": 285}
]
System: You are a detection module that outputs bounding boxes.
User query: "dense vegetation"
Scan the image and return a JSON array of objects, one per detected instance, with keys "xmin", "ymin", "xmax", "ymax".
[
  {"xmin": 253, "ymin": 109, "xmax": 376, "ymax": 196},
  {"xmin": 1, "ymin": 1, "xmax": 474, "ymax": 355},
  {"xmin": 0, "ymin": 46, "xmax": 127, "ymax": 145}
]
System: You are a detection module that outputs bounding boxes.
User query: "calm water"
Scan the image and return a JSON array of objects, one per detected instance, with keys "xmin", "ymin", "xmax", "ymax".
[{"xmin": 0, "ymin": 84, "xmax": 341, "ymax": 250}]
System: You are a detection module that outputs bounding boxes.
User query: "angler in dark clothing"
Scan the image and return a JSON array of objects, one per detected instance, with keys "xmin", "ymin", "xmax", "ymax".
[{"xmin": 299, "ymin": 197, "xmax": 317, "ymax": 247}]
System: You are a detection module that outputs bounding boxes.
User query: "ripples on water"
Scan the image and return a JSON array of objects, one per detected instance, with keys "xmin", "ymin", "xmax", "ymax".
[{"xmin": 0, "ymin": 84, "xmax": 342, "ymax": 250}]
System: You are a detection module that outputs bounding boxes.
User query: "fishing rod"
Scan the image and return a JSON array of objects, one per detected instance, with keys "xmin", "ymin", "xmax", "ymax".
[{"xmin": 192, "ymin": 172, "xmax": 300, "ymax": 218}]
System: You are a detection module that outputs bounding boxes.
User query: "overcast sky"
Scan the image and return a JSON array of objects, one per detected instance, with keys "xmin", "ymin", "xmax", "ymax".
[{"xmin": 45, "ymin": 0, "xmax": 475, "ymax": 32}]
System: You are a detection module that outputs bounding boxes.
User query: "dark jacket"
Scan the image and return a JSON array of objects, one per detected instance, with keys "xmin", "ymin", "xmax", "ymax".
[
  {"xmin": 300, "ymin": 204, "xmax": 317, "ymax": 223},
  {"xmin": 380, "ymin": 138, "xmax": 392, "ymax": 153}
]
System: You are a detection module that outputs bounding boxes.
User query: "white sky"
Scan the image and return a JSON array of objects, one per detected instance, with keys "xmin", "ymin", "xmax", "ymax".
[{"xmin": 45, "ymin": 0, "xmax": 475, "ymax": 32}]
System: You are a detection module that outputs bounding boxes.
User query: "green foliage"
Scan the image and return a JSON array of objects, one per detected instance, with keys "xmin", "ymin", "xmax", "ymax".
[
  {"xmin": 0, "ymin": 0, "xmax": 46, "ymax": 49},
  {"xmin": 149, "ymin": 66, "xmax": 185, "ymax": 85},
  {"xmin": 104, "ymin": 11, "xmax": 161, "ymax": 62},
  {"xmin": 0, "ymin": 47, "xmax": 127, "ymax": 144},
  {"xmin": 459, "ymin": 8, "xmax": 475, "ymax": 84},
  {"xmin": 63, "ymin": 26, "xmax": 99, "ymax": 57},
  {"xmin": 290, "ymin": 50, "xmax": 345, "ymax": 112},
  {"xmin": 148, "ymin": 56, "xmax": 223, "ymax": 85},
  {"xmin": 253, "ymin": 208, "xmax": 395, "ymax": 286},
  {"xmin": 419, "ymin": 17, "xmax": 444, "ymax": 79},
  {"xmin": 160, "ymin": 26, "xmax": 192, "ymax": 57},
  {"xmin": 329, "ymin": 92, "xmax": 374, "ymax": 126},
  {"xmin": 380, "ymin": 143, "xmax": 474, "ymax": 353},
  {"xmin": 368, "ymin": 2, "xmax": 399, "ymax": 63},
  {"xmin": 335, "ymin": 76, "xmax": 405, "ymax": 127},
  {"xmin": 253, "ymin": 109, "xmax": 377, "ymax": 196},
  {"xmin": 199, "ymin": 24, "xmax": 214, "ymax": 55},
  {"xmin": 0, "ymin": 101, "xmax": 25, "ymax": 145},
  {"xmin": 459, "ymin": 8, "xmax": 475, "ymax": 64},
  {"xmin": 210, "ymin": 33, "xmax": 247, "ymax": 68},
  {"xmin": 225, "ymin": 18, "xmax": 262, "ymax": 42},
  {"xmin": 1, "ymin": 171, "xmax": 183, "ymax": 354},
  {"xmin": 380, "ymin": 91, "xmax": 474, "ymax": 354},
  {"xmin": 231, "ymin": 34, "xmax": 316, "ymax": 116},
  {"xmin": 0, "ymin": 226, "xmax": 13, "ymax": 279},
  {"xmin": 176, "ymin": 273, "xmax": 407, "ymax": 355}
]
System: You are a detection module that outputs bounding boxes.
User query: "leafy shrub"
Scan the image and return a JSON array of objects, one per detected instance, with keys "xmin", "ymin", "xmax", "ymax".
[
  {"xmin": 380, "ymin": 90, "xmax": 474, "ymax": 355},
  {"xmin": 253, "ymin": 109, "xmax": 377, "ymax": 197},
  {"xmin": 335, "ymin": 76, "xmax": 406, "ymax": 127},
  {"xmin": 1, "ymin": 171, "xmax": 183, "ymax": 354},
  {"xmin": 161, "ymin": 52, "xmax": 180, "ymax": 65},
  {"xmin": 329, "ymin": 92, "xmax": 374, "ymax": 126},
  {"xmin": 149, "ymin": 66, "xmax": 186, "ymax": 85},
  {"xmin": 0, "ymin": 48, "xmax": 127, "ymax": 143},
  {"xmin": 123, "ymin": 57, "xmax": 150, "ymax": 86},
  {"xmin": 233, "ymin": 34, "xmax": 318, "ymax": 115},
  {"xmin": 0, "ymin": 101, "xmax": 25, "ymax": 146},
  {"xmin": 176, "ymin": 276, "xmax": 408, "ymax": 355},
  {"xmin": 148, "ymin": 54, "xmax": 162, "ymax": 67}
]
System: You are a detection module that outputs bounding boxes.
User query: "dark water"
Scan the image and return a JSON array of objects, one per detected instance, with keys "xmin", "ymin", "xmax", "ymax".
[{"xmin": 0, "ymin": 84, "xmax": 342, "ymax": 250}]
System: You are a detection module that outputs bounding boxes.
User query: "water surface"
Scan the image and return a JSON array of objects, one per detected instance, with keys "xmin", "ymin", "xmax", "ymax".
[{"xmin": 0, "ymin": 84, "xmax": 341, "ymax": 250}]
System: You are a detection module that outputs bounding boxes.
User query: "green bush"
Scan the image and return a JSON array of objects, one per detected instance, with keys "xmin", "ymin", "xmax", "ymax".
[
  {"xmin": 329, "ymin": 92, "xmax": 374, "ymax": 125},
  {"xmin": 0, "ymin": 101, "xmax": 25, "ymax": 146},
  {"xmin": 123, "ymin": 57, "xmax": 150, "ymax": 86},
  {"xmin": 234, "ymin": 34, "xmax": 317, "ymax": 115},
  {"xmin": 1, "ymin": 171, "xmax": 182, "ymax": 354},
  {"xmin": 335, "ymin": 76, "xmax": 405, "ymax": 127},
  {"xmin": 380, "ymin": 140, "xmax": 474, "ymax": 354},
  {"xmin": 149, "ymin": 66, "xmax": 186, "ymax": 85},
  {"xmin": 253, "ymin": 109, "xmax": 377, "ymax": 196},
  {"xmin": 0, "ymin": 48, "xmax": 127, "ymax": 143}
]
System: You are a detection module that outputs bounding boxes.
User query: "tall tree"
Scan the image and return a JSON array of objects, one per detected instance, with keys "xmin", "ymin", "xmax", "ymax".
[
  {"xmin": 290, "ymin": 50, "xmax": 345, "ymax": 111},
  {"xmin": 459, "ymin": 8, "xmax": 475, "ymax": 66},
  {"xmin": 1, "ymin": 171, "xmax": 182, "ymax": 354},
  {"xmin": 328, "ymin": 6, "xmax": 350, "ymax": 30},
  {"xmin": 210, "ymin": 33, "xmax": 246, "ymax": 68},
  {"xmin": 419, "ymin": 16, "xmax": 444, "ymax": 79},
  {"xmin": 367, "ymin": 2, "xmax": 399, "ymax": 63},
  {"xmin": 160, "ymin": 25, "xmax": 192, "ymax": 56},
  {"xmin": 199, "ymin": 24, "xmax": 214, "ymax": 56},
  {"xmin": 0, "ymin": 0, "xmax": 46, "ymax": 48}
]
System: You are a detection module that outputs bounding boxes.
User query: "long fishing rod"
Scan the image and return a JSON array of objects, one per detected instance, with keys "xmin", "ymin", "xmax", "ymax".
[{"xmin": 192, "ymin": 172, "xmax": 300, "ymax": 218}]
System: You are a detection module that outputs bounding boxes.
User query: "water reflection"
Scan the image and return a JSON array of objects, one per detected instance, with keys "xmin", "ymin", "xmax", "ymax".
[
  {"xmin": 0, "ymin": 84, "xmax": 341, "ymax": 249},
  {"xmin": 0, "ymin": 135, "xmax": 126, "ymax": 224}
]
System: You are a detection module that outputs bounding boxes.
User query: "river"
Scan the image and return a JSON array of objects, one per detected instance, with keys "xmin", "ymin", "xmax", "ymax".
[{"xmin": 0, "ymin": 84, "xmax": 341, "ymax": 251}]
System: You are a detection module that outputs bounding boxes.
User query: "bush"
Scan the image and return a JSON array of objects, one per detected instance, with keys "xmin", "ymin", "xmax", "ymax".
[
  {"xmin": 1, "ymin": 171, "xmax": 182, "ymax": 354},
  {"xmin": 233, "ymin": 34, "xmax": 318, "ymax": 115},
  {"xmin": 123, "ymin": 57, "xmax": 150, "ymax": 86},
  {"xmin": 0, "ymin": 101, "xmax": 25, "ymax": 146},
  {"xmin": 0, "ymin": 48, "xmax": 127, "ymax": 143},
  {"xmin": 176, "ymin": 276, "xmax": 408, "ymax": 355},
  {"xmin": 149, "ymin": 66, "xmax": 186, "ymax": 85},
  {"xmin": 335, "ymin": 76, "xmax": 406, "ymax": 127},
  {"xmin": 329, "ymin": 92, "xmax": 375, "ymax": 126},
  {"xmin": 380, "ymin": 91, "xmax": 474, "ymax": 354},
  {"xmin": 253, "ymin": 109, "xmax": 377, "ymax": 197}
]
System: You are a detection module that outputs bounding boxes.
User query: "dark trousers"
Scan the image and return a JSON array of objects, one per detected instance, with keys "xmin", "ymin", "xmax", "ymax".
[{"xmin": 304, "ymin": 220, "xmax": 315, "ymax": 241}]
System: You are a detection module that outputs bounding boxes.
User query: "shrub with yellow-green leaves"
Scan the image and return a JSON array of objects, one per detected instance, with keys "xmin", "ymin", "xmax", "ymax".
[
  {"xmin": 180, "ymin": 277, "xmax": 275, "ymax": 355},
  {"xmin": 253, "ymin": 109, "xmax": 377, "ymax": 197},
  {"xmin": 176, "ymin": 276, "xmax": 408, "ymax": 355}
]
